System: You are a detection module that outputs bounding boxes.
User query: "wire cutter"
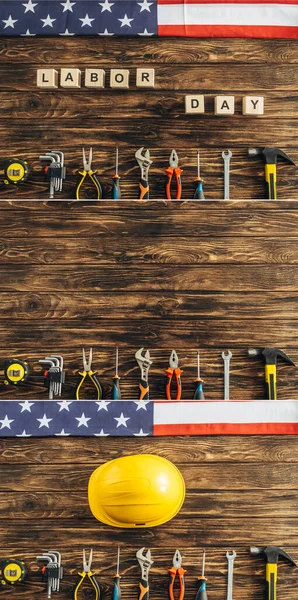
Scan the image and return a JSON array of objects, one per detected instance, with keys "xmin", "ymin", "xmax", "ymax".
[
  {"xmin": 74, "ymin": 549, "xmax": 100, "ymax": 600},
  {"xmin": 165, "ymin": 150, "xmax": 183, "ymax": 200},
  {"xmin": 76, "ymin": 348, "xmax": 102, "ymax": 400},
  {"xmin": 76, "ymin": 147, "xmax": 102, "ymax": 200},
  {"xmin": 165, "ymin": 350, "xmax": 183, "ymax": 400},
  {"xmin": 135, "ymin": 147, "xmax": 152, "ymax": 200},
  {"xmin": 169, "ymin": 550, "xmax": 186, "ymax": 600}
]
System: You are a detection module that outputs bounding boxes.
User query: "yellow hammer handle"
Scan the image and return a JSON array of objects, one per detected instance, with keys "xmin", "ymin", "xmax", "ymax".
[
  {"xmin": 265, "ymin": 164, "xmax": 277, "ymax": 200},
  {"xmin": 265, "ymin": 364, "xmax": 277, "ymax": 400},
  {"xmin": 266, "ymin": 563, "xmax": 277, "ymax": 600}
]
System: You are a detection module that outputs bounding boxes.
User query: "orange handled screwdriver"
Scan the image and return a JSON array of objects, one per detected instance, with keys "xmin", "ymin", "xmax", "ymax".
[
  {"xmin": 196, "ymin": 549, "xmax": 208, "ymax": 600},
  {"xmin": 169, "ymin": 550, "xmax": 186, "ymax": 600}
]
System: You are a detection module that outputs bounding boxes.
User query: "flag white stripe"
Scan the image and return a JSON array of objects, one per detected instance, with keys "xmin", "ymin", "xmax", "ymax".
[
  {"xmin": 157, "ymin": 4, "xmax": 298, "ymax": 27},
  {"xmin": 154, "ymin": 400, "xmax": 298, "ymax": 425}
]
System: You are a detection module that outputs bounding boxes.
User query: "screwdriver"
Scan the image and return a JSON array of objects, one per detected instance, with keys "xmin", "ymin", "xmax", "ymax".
[
  {"xmin": 112, "ymin": 348, "xmax": 121, "ymax": 399},
  {"xmin": 195, "ymin": 549, "xmax": 208, "ymax": 600},
  {"xmin": 193, "ymin": 151, "xmax": 205, "ymax": 200},
  {"xmin": 112, "ymin": 147, "xmax": 121, "ymax": 199},
  {"xmin": 193, "ymin": 351, "xmax": 205, "ymax": 400},
  {"xmin": 112, "ymin": 547, "xmax": 121, "ymax": 600}
]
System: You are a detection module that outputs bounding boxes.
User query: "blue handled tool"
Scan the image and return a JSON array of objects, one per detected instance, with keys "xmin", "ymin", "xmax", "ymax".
[
  {"xmin": 193, "ymin": 151, "xmax": 205, "ymax": 200},
  {"xmin": 112, "ymin": 547, "xmax": 121, "ymax": 600},
  {"xmin": 195, "ymin": 549, "xmax": 208, "ymax": 600},
  {"xmin": 112, "ymin": 348, "xmax": 121, "ymax": 400},
  {"xmin": 112, "ymin": 148, "xmax": 121, "ymax": 199},
  {"xmin": 193, "ymin": 351, "xmax": 205, "ymax": 400}
]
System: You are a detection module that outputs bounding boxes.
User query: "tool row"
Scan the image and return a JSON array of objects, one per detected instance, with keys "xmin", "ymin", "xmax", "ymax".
[
  {"xmin": 2, "ymin": 346, "xmax": 295, "ymax": 401},
  {"xmin": 2, "ymin": 545, "xmax": 295, "ymax": 600},
  {"xmin": 1, "ymin": 145, "xmax": 293, "ymax": 199}
]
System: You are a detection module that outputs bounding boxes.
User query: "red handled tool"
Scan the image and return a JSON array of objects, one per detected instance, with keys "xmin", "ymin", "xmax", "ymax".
[
  {"xmin": 166, "ymin": 150, "xmax": 183, "ymax": 200},
  {"xmin": 169, "ymin": 550, "xmax": 186, "ymax": 600},
  {"xmin": 165, "ymin": 350, "xmax": 183, "ymax": 400}
]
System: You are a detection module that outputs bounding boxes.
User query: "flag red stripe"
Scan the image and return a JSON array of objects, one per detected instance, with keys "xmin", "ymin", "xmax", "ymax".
[
  {"xmin": 154, "ymin": 422, "xmax": 298, "ymax": 435},
  {"xmin": 158, "ymin": 24, "xmax": 298, "ymax": 37}
]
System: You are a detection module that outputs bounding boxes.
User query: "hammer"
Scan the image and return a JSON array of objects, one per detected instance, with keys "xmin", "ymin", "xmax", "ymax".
[
  {"xmin": 250, "ymin": 546, "xmax": 297, "ymax": 600},
  {"xmin": 248, "ymin": 147, "xmax": 296, "ymax": 199},
  {"xmin": 248, "ymin": 347, "xmax": 296, "ymax": 400}
]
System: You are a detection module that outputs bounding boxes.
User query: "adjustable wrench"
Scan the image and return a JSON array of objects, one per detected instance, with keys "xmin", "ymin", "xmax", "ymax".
[
  {"xmin": 226, "ymin": 550, "xmax": 236, "ymax": 600},
  {"xmin": 136, "ymin": 547, "xmax": 154, "ymax": 600},
  {"xmin": 135, "ymin": 348, "xmax": 152, "ymax": 400},
  {"xmin": 222, "ymin": 150, "xmax": 232, "ymax": 200},
  {"xmin": 222, "ymin": 350, "xmax": 232, "ymax": 400}
]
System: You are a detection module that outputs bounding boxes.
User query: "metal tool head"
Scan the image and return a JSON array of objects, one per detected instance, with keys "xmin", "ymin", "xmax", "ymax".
[
  {"xmin": 169, "ymin": 350, "xmax": 179, "ymax": 369},
  {"xmin": 248, "ymin": 347, "xmax": 295, "ymax": 366},
  {"xmin": 248, "ymin": 147, "xmax": 296, "ymax": 166},
  {"xmin": 135, "ymin": 348, "xmax": 152, "ymax": 369},
  {"xmin": 83, "ymin": 147, "xmax": 92, "ymax": 171},
  {"xmin": 136, "ymin": 547, "xmax": 153, "ymax": 581},
  {"xmin": 222, "ymin": 350, "xmax": 232, "ymax": 360},
  {"xmin": 82, "ymin": 347, "xmax": 93, "ymax": 371},
  {"xmin": 226, "ymin": 550, "xmax": 237, "ymax": 561},
  {"xmin": 250, "ymin": 546, "xmax": 297, "ymax": 566},
  {"xmin": 83, "ymin": 549, "xmax": 93, "ymax": 572},
  {"xmin": 172, "ymin": 549, "xmax": 182, "ymax": 568},
  {"xmin": 222, "ymin": 150, "xmax": 232, "ymax": 160},
  {"xmin": 135, "ymin": 147, "xmax": 152, "ymax": 168},
  {"xmin": 169, "ymin": 149, "xmax": 179, "ymax": 169}
]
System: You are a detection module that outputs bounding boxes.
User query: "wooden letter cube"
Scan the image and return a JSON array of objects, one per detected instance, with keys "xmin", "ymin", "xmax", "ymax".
[
  {"xmin": 37, "ymin": 69, "xmax": 58, "ymax": 89},
  {"xmin": 136, "ymin": 68, "xmax": 155, "ymax": 88},
  {"xmin": 242, "ymin": 96, "xmax": 264, "ymax": 115},
  {"xmin": 185, "ymin": 95, "xmax": 205, "ymax": 114},
  {"xmin": 110, "ymin": 69, "xmax": 130, "ymax": 89},
  {"xmin": 85, "ymin": 69, "xmax": 106, "ymax": 88},
  {"xmin": 215, "ymin": 96, "xmax": 235, "ymax": 116},
  {"xmin": 60, "ymin": 68, "xmax": 82, "ymax": 88}
]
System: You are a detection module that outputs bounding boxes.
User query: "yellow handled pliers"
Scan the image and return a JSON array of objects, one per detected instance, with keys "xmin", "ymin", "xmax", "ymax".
[
  {"xmin": 76, "ymin": 147, "xmax": 102, "ymax": 199},
  {"xmin": 74, "ymin": 549, "xmax": 100, "ymax": 600},
  {"xmin": 76, "ymin": 348, "xmax": 102, "ymax": 400}
]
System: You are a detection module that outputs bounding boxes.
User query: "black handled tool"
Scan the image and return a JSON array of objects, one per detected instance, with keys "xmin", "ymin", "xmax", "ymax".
[
  {"xmin": 112, "ymin": 547, "xmax": 121, "ymax": 600},
  {"xmin": 193, "ymin": 151, "xmax": 205, "ymax": 199},
  {"xmin": 194, "ymin": 351, "xmax": 205, "ymax": 400},
  {"xmin": 250, "ymin": 545, "xmax": 297, "ymax": 600},
  {"xmin": 195, "ymin": 549, "xmax": 207, "ymax": 600},
  {"xmin": 112, "ymin": 148, "xmax": 121, "ymax": 199},
  {"xmin": 112, "ymin": 348, "xmax": 121, "ymax": 399}
]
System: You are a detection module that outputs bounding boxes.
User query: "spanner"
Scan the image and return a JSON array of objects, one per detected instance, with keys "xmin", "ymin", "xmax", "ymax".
[
  {"xmin": 222, "ymin": 350, "xmax": 232, "ymax": 400},
  {"xmin": 222, "ymin": 150, "xmax": 232, "ymax": 200},
  {"xmin": 226, "ymin": 550, "xmax": 236, "ymax": 600}
]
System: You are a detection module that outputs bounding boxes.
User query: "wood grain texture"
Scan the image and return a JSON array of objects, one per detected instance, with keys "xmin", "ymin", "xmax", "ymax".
[{"xmin": 0, "ymin": 36, "xmax": 298, "ymax": 600}]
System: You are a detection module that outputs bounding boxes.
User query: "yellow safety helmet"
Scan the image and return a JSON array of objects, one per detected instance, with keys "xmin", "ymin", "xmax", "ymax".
[{"xmin": 88, "ymin": 453, "xmax": 185, "ymax": 528}]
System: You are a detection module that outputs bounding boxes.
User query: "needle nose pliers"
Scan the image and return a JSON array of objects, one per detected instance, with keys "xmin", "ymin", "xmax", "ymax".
[
  {"xmin": 74, "ymin": 549, "xmax": 100, "ymax": 600},
  {"xmin": 166, "ymin": 150, "xmax": 183, "ymax": 200},
  {"xmin": 76, "ymin": 147, "xmax": 102, "ymax": 200},
  {"xmin": 165, "ymin": 350, "xmax": 183, "ymax": 400},
  {"xmin": 76, "ymin": 348, "xmax": 102, "ymax": 400},
  {"xmin": 169, "ymin": 550, "xmax": 186, "ymax": 600}
]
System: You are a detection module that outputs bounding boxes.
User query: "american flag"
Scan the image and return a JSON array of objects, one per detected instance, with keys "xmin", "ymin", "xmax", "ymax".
[
  {"xmin": 0, "ymin": 400, "xmax": 297, "ymax": 437},
  {"xmin": 0, "ymin": 0, "xmax": 297, "ymax": 38}
]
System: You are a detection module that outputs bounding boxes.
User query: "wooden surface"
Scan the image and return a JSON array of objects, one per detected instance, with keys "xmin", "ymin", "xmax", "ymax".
[
  {"xmin": 0, "ymin": 35, "xmax": 298, "ymax": 600},
  {"xmin": 0, "ymin": 37, "xmax": 298, "ymax": 199}
]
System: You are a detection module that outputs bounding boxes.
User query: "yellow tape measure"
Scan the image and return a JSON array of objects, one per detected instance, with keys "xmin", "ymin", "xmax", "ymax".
[
  {"xmin": 1, "ymin": 559, "xmax": 27, "ymax": 585},
  {"xmin": 2, "ymin": 158, "xmax": 29, "ymax": 186},
  {"xmin": 4, "ymin": 359, "xmax": 30, "ymax": 385}
]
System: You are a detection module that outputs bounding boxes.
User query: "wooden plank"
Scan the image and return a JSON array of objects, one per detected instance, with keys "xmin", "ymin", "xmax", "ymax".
[
  {"xmin": 1, "ymin": 237, "xmax": 298, "ymax": 265},
  {"xmin": 0, "ymin": 291, "xmax": 297, "ymax": 320},
  {"xmin": 2, "ymin": 37, "xmax": 298, "ymax": 64}
]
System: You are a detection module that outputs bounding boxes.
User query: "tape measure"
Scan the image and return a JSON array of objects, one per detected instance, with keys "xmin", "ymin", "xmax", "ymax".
[
  {"xmin": 1, "ymin": 559, "xmax": 27, "ymax": 585},
  {"xmin": 4, "ymin": 359, "xmax": 30, "ymax": 385},
  {"xmin": 2, "ymin": 158, "xmax": 29, "ymax": 186}
]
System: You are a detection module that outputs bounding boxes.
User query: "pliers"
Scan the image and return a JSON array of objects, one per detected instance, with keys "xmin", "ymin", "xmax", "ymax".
[
  {"xmin": 169, "ymin": 550, "xmax": 186, "ymax": 600},
  {"xmin": 76, "ymin": 147, "xmax": 102, "ymax": 200},
  {"xmin": 76, "ymin": 348, "xmax": 102, "ymax": 400},
  {"xmin": 74, "ymin": 549, "xmax": 100, "ymax": 600},
  {"xmin": 136, "ymin": 547, "xmax": 154, "ymax": 600},
  {"xmin": 135, "ymin": 347, "xmax": 152, "ymax": 400},
  {"xmin": 165, "ymin": 150, "xmax": 183, "ymax": 200},
  {"xmin": 165, "ymin": 350, "xmax": 183, "ymax": 400},
  {"xmin": 135, "ymin": 147, "xmax": 152, "ymax": 200}
]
